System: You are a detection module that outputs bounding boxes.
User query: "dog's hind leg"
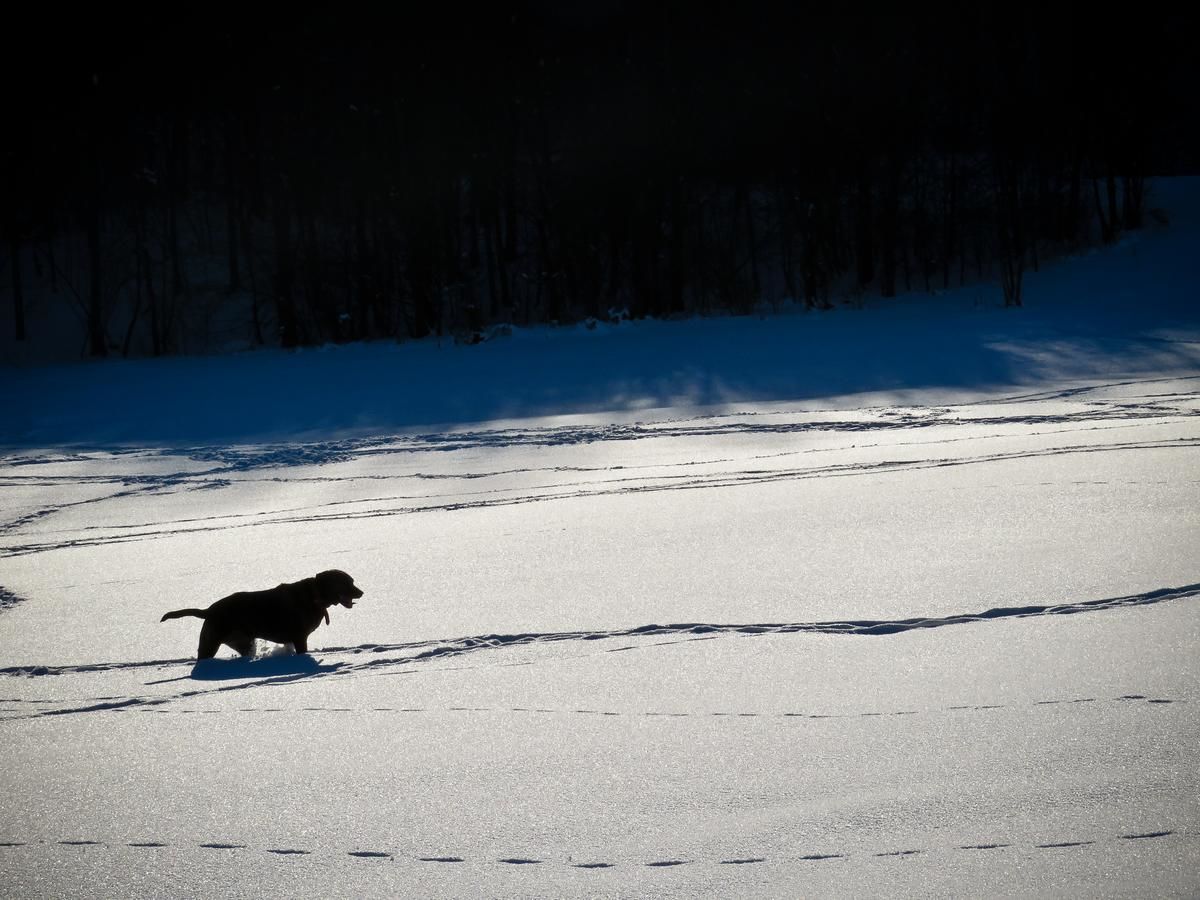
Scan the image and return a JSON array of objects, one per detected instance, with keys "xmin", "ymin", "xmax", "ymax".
[
  {"xmin": 197, "ymin": 621, "xmax": 222, "ymax": 660},
  {"xmin": 226, "ymin": 633, "xmax": 255, "ymax": 658}
]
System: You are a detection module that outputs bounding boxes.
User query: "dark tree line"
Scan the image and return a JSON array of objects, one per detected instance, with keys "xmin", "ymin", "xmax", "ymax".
[{"xmin": 3, "ymin": 5, "xmax": 1194, "ymax": 356}]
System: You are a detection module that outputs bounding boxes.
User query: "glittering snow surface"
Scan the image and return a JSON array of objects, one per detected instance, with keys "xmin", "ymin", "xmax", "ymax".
[{"xmin": 2, "ymin": 182, "xmax": 1199, "ymax": 898}]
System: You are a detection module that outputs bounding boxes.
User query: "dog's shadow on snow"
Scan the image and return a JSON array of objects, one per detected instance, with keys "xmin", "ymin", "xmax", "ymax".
[{"xmin": 186, "ymin": 651, "xmax": 342, "ymax": 682}]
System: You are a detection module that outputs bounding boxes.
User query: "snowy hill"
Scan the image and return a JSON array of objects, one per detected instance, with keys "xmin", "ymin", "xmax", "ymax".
[{"xmin": 1, "ymin": 180, "xmax": 1198, "ymax": 897}]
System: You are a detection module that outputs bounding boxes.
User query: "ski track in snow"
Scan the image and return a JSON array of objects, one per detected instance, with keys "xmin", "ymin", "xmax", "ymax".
[{"xmin": 0, "ymin": 378, "xmax": 1197, "ymax": 559}]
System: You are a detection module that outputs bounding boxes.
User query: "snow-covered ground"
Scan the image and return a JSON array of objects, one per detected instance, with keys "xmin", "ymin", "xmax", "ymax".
[{"xmin": 2, "ymin": 182, "xmax": 1199, "ymax": 898}]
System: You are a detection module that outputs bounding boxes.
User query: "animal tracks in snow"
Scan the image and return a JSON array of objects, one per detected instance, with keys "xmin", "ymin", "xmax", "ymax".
[
  {"xmin": 0, "ymin": 582, "xmax": 1196, "ymax": 721},
  {"xmin": 0, "ymin": 690, "xmax": 1187, "ymax": 725},
  {"xmin": 0, "ymin": 586, "xmax": 27, "ymax": 613},
  {"xmin": 4, "ymin": 580, "xmax": 1196, "ymax": 689},
  {"xmin": 0, "ymin": 828, "xmax": 1188, "ymax": 871}
]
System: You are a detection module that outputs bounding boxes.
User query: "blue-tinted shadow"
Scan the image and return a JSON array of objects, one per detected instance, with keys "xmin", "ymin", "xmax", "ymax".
[{"xmin": 189, "ymin": 653, "xmax": 342, "ymax": 681}]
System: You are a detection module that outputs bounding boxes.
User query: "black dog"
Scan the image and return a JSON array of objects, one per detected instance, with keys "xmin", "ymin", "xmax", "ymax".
[{"xmin": 161, "ymin": 569, "xmax": 363, "ymax": 659}]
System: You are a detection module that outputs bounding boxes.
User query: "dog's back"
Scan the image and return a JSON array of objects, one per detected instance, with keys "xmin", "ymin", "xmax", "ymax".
[{"xmin": 204, "ymin": 583, "xmax": 325, "ymax": 645}]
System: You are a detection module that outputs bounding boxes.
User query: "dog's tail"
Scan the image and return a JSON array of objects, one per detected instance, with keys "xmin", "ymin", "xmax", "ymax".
[{"xmin": 160, "ymin": 608, "xmax": 208, "ymax": 622}]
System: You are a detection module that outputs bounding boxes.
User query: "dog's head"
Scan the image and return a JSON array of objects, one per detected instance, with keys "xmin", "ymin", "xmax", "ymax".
[{"xmin": 315, "ymin": 569, "xmax": 364, "ymax": 609}]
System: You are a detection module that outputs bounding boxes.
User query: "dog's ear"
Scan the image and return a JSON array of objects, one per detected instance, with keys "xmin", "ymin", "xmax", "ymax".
[
  {"xmin": 314, "ymin": 570, "xmax": 340, "ymax": 597},
  {"xmin": 314, "ymin": 569, "xmax": 361, "ymax": 602}
]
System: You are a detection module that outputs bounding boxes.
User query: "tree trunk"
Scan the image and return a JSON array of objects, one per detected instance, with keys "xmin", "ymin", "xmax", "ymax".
[
  {"xmin": 225, "ymin": 117, "xmax": 241, "ymax": 294},
  {"xmin": 630, "ymin": 180, "xmax": 663, "ymax": 318},
  {"xmin": 242, "ymin": 203, "xmax": 264, "ymax": 345},
  {"xmin": 355, "ymin": 195, "xmax": 372, "ymax": 338},
  {"xmin": 1105, "ymin": 171, "xmax": 1119, "ymax": 240},
  {"xmin": 994, "ymin": 156, "xmax": 1024, "ymax": 307},
  {"xmin": 942, "ymin": 155, "xmax": 956, "ymax": 291},
  {"xmin": 1092, "ymin": 172, "xmax": 1116, "ymax": 245},
  {"xmin": 855, "ymin": 167, "xmax": 874, "ymax": 291},
  {"xmin": 9, "ymin": 232, "xmax": 25, "ymax": 341},
  {"xmin": 122, "ymin": 231, "xmax": 144, "ymax": 357},
  {"xmin": 406, "ymin": 206, "xmax": 438, "ymax": 339},
  {"xmin": 167, "ymin": 202, "xmax": 184, "ymax": 298},
  {"xmin": 776, "ymin": 185, "xmax": 797, "ymax": 302},
  {"xmin": 1068, "ymin": 151, "xmax": 1084, "ymax": 244},
  {"xmin": 86, "ymin": 202, "xmax": 106, "ymax": 356},
  {"xmin": 880, "ymin": 163, "xmax": 899, "ymax": 299},
  {"xmin": 741, "ymin": 183, "xmax": 760, "ymax": 307},
  {"xmin": 46, "ymin": 233, "xmax": 58, "ymax": 294},
  {"xmin": 136, "ymin": 214, "xmax": 163, "ymax": 356},
  {"xmin": 273, "ymin": 190, "xmax": 299, "ymax": 348},
  {"xmin": 668, "ymin": 175, "xmax": 686, "ymax": 316},
  {"xmin": 483, "ymin": 201, "xmax": 501, "ymax": 320},
  {"xmin": 1122, "ymin": 176, "xmax": 1144, "ymax": 230}
]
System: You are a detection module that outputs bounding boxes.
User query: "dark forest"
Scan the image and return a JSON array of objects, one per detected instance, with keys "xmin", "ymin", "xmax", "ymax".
[{"xmin": 4, "ymin": 5, "xmax": 1195, "ymax": 357}]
